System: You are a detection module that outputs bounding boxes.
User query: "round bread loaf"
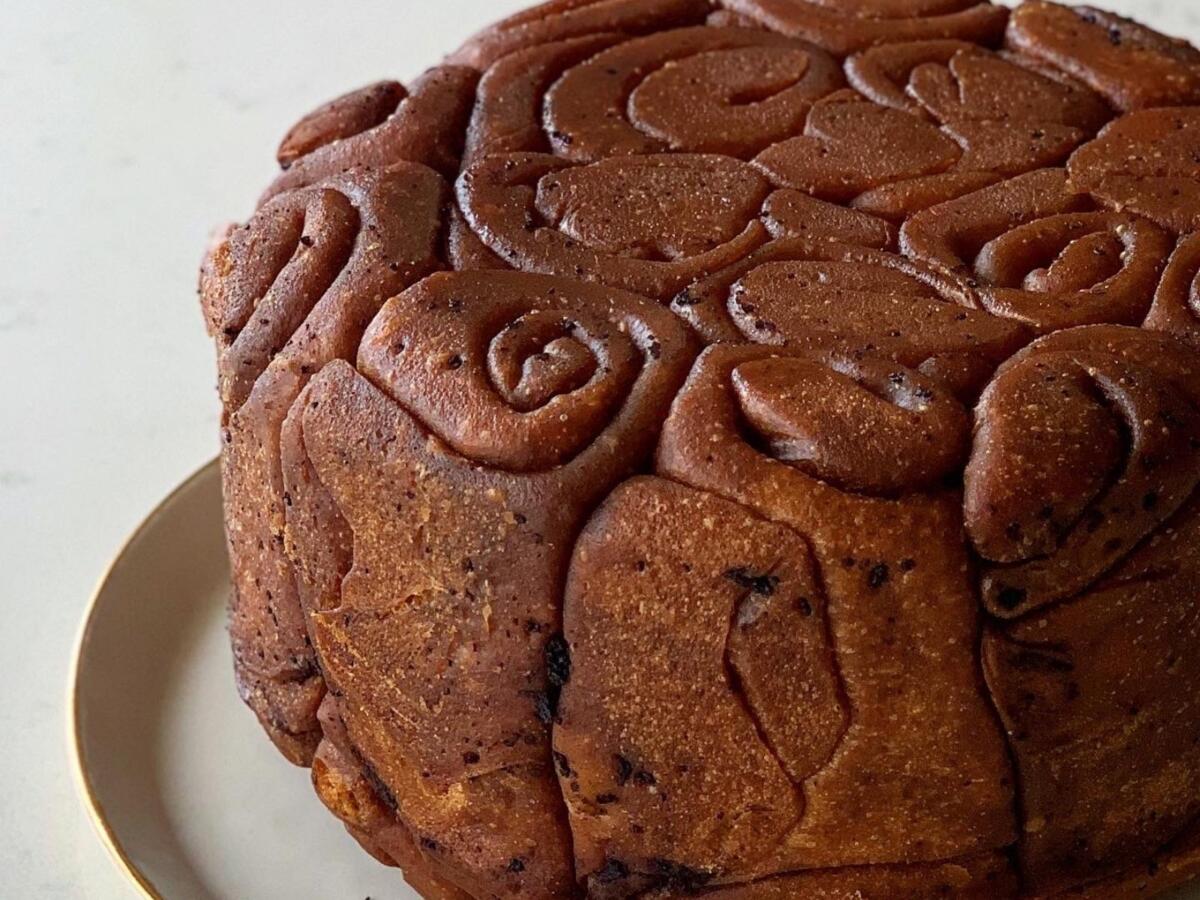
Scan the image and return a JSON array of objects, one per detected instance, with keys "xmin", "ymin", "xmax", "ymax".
[{"xmin": 199, "ymin": 2, "xmax": 1200, "ymax": 897}]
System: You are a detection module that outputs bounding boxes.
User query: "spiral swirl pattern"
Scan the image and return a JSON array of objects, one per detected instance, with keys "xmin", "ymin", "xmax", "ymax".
[
  {"xmin": 734, "ymin": 353, "xmax": 972, "ymax": 494},
  {"xmin": 457, "ymin": 151, "xmax": 774, "ymax": 298},
  {"xmin": 973, "ymin": 328, "xmax": 1200, "ymax": 893},
  {"xmin": 201, "ymin": 2, "xmax": 1200, "ymax": 896},
  {"xmin": 966, "ymin": 327, "xmax": 1200, "ymax": 618},
  {"xmin": 276, "ymin": 80, "xmax": 406, "ymax": 169},
  {"xmin": 754, "ymin": 90, "xmax": 962, "ymax": 201},
  {"xmin": 743, "ymin": 275, "xmax": 1012, "ymax": 396},
  {"xmin": 462, "ymin": 34, "xmax": 625, "ymax": 166},
  {"xmin": 358, "ymin": 270, "xmax": 690, "ymax": 470},
  {"xmin": 280, "ymin": 272, "xmax": 696, "ymax": 896},
  {"xmin": 848, "ymin": 40, "xmax": 1109, "ymax": 175},
  {"xmin": 264, "ymin": 67, "xmax": 479, "ymax": 198},
  {"xmin": 543, "ymin": 27, "xmax": 844, "ymax": 160},
  {"xmin": 902, "ymin": 168, "xmax": 1174, "ymax": 331},
  {"xmin": 673, "ymin": 239, "xmax": 1028, "ymax": 398},
  {"xmin": 207, "ymin": 189, "xmax": 359, "ymax": 412},
  {"xmin": 633, "ymin": 343, "xmax": 1016, "ymax": 876}
]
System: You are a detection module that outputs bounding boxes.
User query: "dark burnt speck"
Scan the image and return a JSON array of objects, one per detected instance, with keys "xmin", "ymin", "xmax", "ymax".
[
  {"xmin": 724, "ymin": 567, "xmax": 779, "ymax": 596},
  {"xmin": 546, "ymin": 633, "xmax": 572, "ymax": 688},
  {"xmin": 996, "ymin": 585, "xmax": 1028, "ymax": 611},
  {"xmin": 650, "ymin": 858, "xmax": 714, "ymax": 893},
  {"xmin": 615, "ymin": 754, "xmax": 634, "ymax": 786},
  {"xmin": 533, "ymin": 692, "xmax": 555, "ymax": 724},
  {"xmin": 554, "ymin": 750, "xmax": 573, "ymax": 779},
  {"xmin": 867, "ymin": 563, "xmax": 890, "ymax": 589},
  {"xmin": 595, "ymin": 859, "xmax": 630, "ymax": 884}
]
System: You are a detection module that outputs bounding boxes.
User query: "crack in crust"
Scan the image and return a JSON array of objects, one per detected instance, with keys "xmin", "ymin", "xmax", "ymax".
[{"xmin": 201, "ymin": 2, "xmax": 1200, "ymax": 896}]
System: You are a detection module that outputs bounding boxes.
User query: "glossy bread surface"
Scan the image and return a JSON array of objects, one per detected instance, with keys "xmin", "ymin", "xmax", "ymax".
[{"xmin": 200, "ymin": 1, "xmax": 1200, "ymax": 897}]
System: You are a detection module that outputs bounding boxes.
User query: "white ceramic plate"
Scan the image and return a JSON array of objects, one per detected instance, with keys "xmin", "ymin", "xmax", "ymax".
[
  {"xmin": 69, "ymin": 459, "xmax": 419, "ymax": 900},
  {"xmin": 69, "ymin": 460, "xmax": 1200, "ymax": 899}
]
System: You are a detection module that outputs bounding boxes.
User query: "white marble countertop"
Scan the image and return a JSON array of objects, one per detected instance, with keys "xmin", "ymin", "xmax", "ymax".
[{"xmin": 1, "ymin": 0, "xmax": 1197, "ymax": 897}]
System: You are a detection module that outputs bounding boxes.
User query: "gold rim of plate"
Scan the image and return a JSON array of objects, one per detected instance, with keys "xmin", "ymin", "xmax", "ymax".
[
  {"xmin": 66, "ymin": 457, "xmax": 221, "ymax": 900},
  {"xmin": 62, "ymin": 456, "xmax": 1200, "ymax": 900}
]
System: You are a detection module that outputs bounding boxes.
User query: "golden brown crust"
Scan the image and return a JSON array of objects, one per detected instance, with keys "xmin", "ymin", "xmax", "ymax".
[
  {"xmin": 1007, "ymin": 2, "xmax": 1200, "ymax": 111},
  {"xmin": 654, "ymin": 345, "xmax": 1017, "ymax": 878},
  {"xmin": 974, "ymin": 328, "xmax": 1200, "ymax": 891},
  {"xmin": 901, "ymin": 168, "xmax": 1174, "ymax": 331},
  {"xmin": 1146, "ymin": 233, "xmax": 1200, "ymax": 348},
  {"xmin": 1061, "ymin": 820, "xmax": 1200, "ymax": 899},
  {"xmin": 966, "ymin": 327, "xmax": 1200, "ymax": 618},
  {"xmin": 457, "ymin": 151, "xmax": 773, "ymax": 299},
  {"xmin": 201, "ymin": 2, "xmax": 1200, "ymax": 896},
  {"xmin": 281, "ymin": 272, "xmax": 697, "ymax": 897},
  {"xmin": 1068, "ymin": 108, "xmax": 1200, "ymax": 235},
  {"xmin": 201, "ymin": 163, "xmax": 446, "ymax": 762},
  {"xmin": 263, "ymin": 66, "xmax": 479, "ymax": 199},
  {"xmin": 847, "ymin": 41, "xmax": 1110, "ymax": 174},
  {"xmin": 276, "ymin": 81, "xmax": 407, "ymax": 170},
  {"xmin": 542, "ymin": 27, "xmax": 844, "ymax": 160},
  {"xmin": 448, "ymin": 0, "xmax": 712, "ymax": 70},
  {"xmin": 670, "ymin": 238, "xmax": 1029, "ymax": 401},
  {"xmin": 559, "ymin": 477, "xmax": 846, "ymax": 887},
  {"xmin": 719, "ymin": 0, "xmax": 1010, "ymax": 57}
]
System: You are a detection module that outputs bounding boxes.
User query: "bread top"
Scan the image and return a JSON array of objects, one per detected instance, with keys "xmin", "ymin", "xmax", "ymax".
[{"xmin": 199, "ymin": 2, "xmax": 1200, "ymax": 898}]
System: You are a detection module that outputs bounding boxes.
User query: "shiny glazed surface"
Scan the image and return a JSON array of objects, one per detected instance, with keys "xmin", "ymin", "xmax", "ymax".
[{"xmin": 199, "ymin": 1, "xmax": 1200, "ymax": 896}]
